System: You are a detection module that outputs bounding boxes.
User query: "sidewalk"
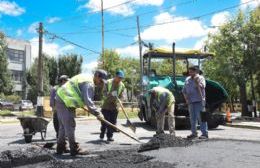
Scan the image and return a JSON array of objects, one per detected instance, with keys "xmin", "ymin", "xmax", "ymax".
[{"xmin": 226, "ymin": 112, "xmax": 260, "ymax": 130}]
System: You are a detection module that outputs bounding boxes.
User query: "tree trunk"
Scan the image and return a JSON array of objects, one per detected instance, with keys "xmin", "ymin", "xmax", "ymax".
[
  {"xmin": 230, "ymin": 97, "xmax": 235, "ymax": 112},
  {"xmin": 239, "ymin": 82, "xmax": 250, "ymax": 116}
]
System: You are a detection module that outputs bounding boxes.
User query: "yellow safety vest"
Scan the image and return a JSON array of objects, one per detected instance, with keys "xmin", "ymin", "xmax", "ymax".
[
  {"xmin": 57, "ymin": 74, "xmax": 92, "ymax": 108},
  {"xmin": 153, "ymin": 87, "xmax": 175, "ymax": 107},
  {"xmin": 107, "ymin": 79, "xmax": 125, "ymax": 96}
]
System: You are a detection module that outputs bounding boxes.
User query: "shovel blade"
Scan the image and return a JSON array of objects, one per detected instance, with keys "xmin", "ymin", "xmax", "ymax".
[{"xmin": 126, "ymin": 119, "xmax": 136, "ymax": 133}]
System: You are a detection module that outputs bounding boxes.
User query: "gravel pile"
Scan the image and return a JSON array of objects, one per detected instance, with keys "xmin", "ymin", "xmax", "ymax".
[
  {"xmin": 0, "ymin": 146, "xmax": 176, "ymax": 168},
  {"xmin": 0, "ymin": 146, "xmax": 53, "ymax": 168},
  {"xmin": 138, "ymin": 134, "xmax": 193, "ymax": 152},
  {"xmin": 45, "ymin": 149, "xmax": 175, "ymax": 168}
]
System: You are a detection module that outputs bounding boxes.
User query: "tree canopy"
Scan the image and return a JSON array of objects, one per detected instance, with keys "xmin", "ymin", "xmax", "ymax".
[{"xmin": 0, "ymin": 32, "xmax": 13, "ymax": 95}]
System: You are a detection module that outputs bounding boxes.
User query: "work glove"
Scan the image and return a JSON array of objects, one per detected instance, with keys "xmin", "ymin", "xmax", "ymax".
[
  {"xmin": 201, "ymin": 100, "xmax": 206, "ymax": 113},
  {"xmin": 92, "ymin": 110, "xmax": 101, "ymax": 117},
  {"xmin": 111, "ymin": 91, "xmax": 118, "ymax": 97}
]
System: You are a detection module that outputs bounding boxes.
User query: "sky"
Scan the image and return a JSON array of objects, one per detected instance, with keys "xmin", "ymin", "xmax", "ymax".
[{"xmin": 0, "ymin": 0, "xmax": 259, "ymax": 76}]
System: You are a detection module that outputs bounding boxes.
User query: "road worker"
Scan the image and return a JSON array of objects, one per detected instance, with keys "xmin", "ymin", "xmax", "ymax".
[
  {"xmin": 50, "ymin": 75, "xmax": 69, "ymax": 138},
  {"xmin": 182, "ymin": 66, "xmax": 208, "ymax": 139},
  {"xmin": 149, "ymin": 86, "xmax": 176, "ymax": 136},
  {"xmin": 55, "ymin": 69, "xmax": 107, "ymax": 156},
  {"xmin": 100, "ymin": 70, "xmax": 125, "ymax": 141}
]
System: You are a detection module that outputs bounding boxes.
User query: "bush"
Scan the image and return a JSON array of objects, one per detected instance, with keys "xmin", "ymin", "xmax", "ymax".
[{"xmin": 0, "ymin": 93, "xmax": 21, "ymax": 103}]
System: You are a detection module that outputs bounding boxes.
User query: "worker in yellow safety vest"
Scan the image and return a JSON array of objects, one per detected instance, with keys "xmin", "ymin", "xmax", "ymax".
[
  {"xmin": 50, "ymin": 75, "xmax": 69, "ymax": 138},
  {"xmin": 55, "ymin": 69, "xmax": 107, "ymax": 156},
  {"xmin": 149, "ymin": 86, "xmax": 176, "ymax": 136},
  {"xmin": 100, "ymin": 70, "xmax": 125, "ymax": 141}
]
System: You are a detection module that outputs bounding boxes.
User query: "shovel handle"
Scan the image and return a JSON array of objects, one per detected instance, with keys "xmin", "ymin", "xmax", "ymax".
[
  {"xmin": 82, "ymin": 107, "xmax": 141, "ymax": 143},
  {"xmin": 117, "ymin": 98, "xmax": 130, "ymax": 120}
]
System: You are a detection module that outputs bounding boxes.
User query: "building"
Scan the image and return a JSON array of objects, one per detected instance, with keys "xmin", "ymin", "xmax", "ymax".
[{"xmin": 6, "ymin": 38, "xmax": 31, "ymax": 98}]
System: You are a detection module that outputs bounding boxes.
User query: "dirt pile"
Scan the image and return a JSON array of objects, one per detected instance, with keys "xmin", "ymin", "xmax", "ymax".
[
  {"xmin": 138, "ymin": 134, "xmax": 193, "ymax": 152},
  {"xmin": 0, "ymin": 146, "xmax": 53, "ymax": 168}
]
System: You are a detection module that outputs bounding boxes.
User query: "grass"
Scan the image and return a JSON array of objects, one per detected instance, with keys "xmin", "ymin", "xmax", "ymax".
[
  {"xmin": 18, "ymin": 110, "xmax": 35, "ymax": 117},
  {"xmin": 0, "ymin": 110, "xmax": 15, "ymax": 117},
  {"xmin": 118, "ymin": 108, "xmax": 139, "ymax": 119}
]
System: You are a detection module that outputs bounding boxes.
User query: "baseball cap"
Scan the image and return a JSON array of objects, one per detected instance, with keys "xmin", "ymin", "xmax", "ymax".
[
  {"xmin": 116, "ymin": 70, "xmax": 125, "ymax": 78},
  {"xmin": 94, "ymin": 69, "xmax": 108, "ymax": 83}
]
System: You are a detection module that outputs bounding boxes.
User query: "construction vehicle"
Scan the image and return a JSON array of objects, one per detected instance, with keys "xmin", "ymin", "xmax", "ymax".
[{"xmin": 138, "ymin": 43, "xmax": 228, "ymax": 129}]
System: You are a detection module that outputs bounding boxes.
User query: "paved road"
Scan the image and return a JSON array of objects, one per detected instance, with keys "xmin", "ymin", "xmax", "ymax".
[
  {"xmin": 1, "ymin": 118, "xmax": 260, "ymax": 152},
  {"xmin": 1, "ymin": 118, "xmax": 260, "ymax": 167}
]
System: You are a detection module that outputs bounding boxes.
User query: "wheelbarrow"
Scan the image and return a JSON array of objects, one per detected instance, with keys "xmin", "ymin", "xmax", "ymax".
[{"xmin": 17, "ymin": 116, "xmax": 50, "ymax": 143}]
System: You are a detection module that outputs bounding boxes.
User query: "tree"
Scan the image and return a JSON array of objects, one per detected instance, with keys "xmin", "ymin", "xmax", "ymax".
[
  {"xmin": 46, "ymin": 56, "xmax": 58, "ymax": 86},
  {"xmin": 26, "ymin": 56, "xmax": 50, "ymax": 104},
  {"xmin": 203, "ymin": 8, "xmax": 260, "ymax": 116},
  {"xmin": 0, "ymin": 32, "xmax": 13, "ymax": 94},
  {"xmin": 58, "ymin": 53, "xmax": 83, "ymax": 78}
]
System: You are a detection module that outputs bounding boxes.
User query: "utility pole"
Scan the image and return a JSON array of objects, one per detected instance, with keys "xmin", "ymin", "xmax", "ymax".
[
  {"xmin": 136, "ymin": 16, "xmax": 143, "ymax": 94},
  {"xmin": 36, "ymin": 22, "xmax": 44, "ymax": 117},
  {"xmin": 101, "ymin": 0, "xmax": 105, "ymax": 69}
]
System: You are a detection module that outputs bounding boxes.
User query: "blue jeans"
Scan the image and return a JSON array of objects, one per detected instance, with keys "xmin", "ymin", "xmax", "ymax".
[{"xmin": 188, "ymin": 102, "xmax": 208, "ymax": 136}]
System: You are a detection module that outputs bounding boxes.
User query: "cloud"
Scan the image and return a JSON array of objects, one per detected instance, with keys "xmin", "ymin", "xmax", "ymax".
[
  {"xmin": 0, "ymin": 1, "xmax": 25, "ymax": 16},
  {"xmin": 116, "ymin": 45, "xmax": 140, "ymax": 57},
  {"xmin": 30, "ymin": 37, "xmax": 75, "ymax": 61},
  {"xmin": 138, "ymin": 12, "xmax": 207, "ymax": 43},
  {"xmin": 84, "ymin": 0, "xmax": 164, "ymax": 16},
  {"xmin": 16, "ymin": 29, "xmax": 23, "ymax": 36},
  {"xmin": 210, "ymin": 11, "xmax": 230, "ymax": 26},
  {"xmin": 193, "ymin": 37, "xmax": 208, "ymax": 50},
  {"xmin": 170, "ymin": 6, "xmax": 176, "ymax": 12},
  {"xmin": 47, "ymin": 17, "xmax": 61, "ymax": 24},
  {"xmin": 28, "ymin": 22, "xmax": 38, "ymax": 34},
  {"xmin": 240, "ymin": 0, "xmax": 260, "ymax": 10},
  {"xmin": 81, "ymin": 61, "xmax": 98, "ymax": 78}
]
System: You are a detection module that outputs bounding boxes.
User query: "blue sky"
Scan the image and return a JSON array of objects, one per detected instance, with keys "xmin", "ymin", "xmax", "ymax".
[{"xmin": 0, "ymin": 0, "xmax": 259, "ymax": 75}]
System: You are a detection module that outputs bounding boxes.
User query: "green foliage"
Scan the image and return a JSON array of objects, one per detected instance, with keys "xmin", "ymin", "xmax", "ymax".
[
  {"xmin": 58, "ymin": 53, "xmax": 83, "ymax": 78},
  {"xmin": 0, "ymin": 93, "xmax": 21, "ymax": 103},
  {"xmin": 203, "ymin": 8, "xmax": 260, "ymax": 115},
  {"xmin": 26, "ymin": 56, "xmax": 50, "ymax": 104},
  {"xmin": 0, "ymin": 32, "xmax": 13, "ymax": 94},
  {"xmin": 45, "ymin": 56, "xmax": 58, "ymax": 86}
]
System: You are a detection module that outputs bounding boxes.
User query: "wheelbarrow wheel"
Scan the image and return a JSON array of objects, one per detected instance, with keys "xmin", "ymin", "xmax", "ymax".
[
  {"xmin": 41, "ymin": 131, "xmax": 46, "ymax": 141},
  {"xmin": 24, "ymin": 135, "xmax": 33, "ymax": 143}
]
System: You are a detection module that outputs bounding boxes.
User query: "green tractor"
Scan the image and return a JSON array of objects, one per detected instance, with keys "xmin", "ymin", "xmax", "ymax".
[{"xmin": 138, "ymin": 43, "xmax": 228, "ymax": 129}]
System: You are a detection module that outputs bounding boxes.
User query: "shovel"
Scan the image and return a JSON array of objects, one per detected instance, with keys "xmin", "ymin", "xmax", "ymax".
[
  {"xmin": 82, "ymin": 107, "xmax": 141, "ymax": 143},
  {"xmin": 116, "ymin": 97, "xmax": 136, "ymax": 133}
]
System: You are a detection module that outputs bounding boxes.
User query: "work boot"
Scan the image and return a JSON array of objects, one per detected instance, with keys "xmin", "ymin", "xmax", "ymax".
[
  {"xmin": 107, "ymin": 137, "xmax": 114, "ymax": 142},
  {"xmin": 56, "ymin": 143, "xmax": 66, "ymax": 155},
  {"xmin": 70, "ymin": 143, "xmax": 89, "ymax": 156},
  {"xmin": 187, "ymin": 134, "xmax": 198, "ymax": 139},
  {"xmin": 199, "ymin": 135, "xmax": 208, "ymax": 139},
  {"xmin": 100, "ymin": 132, "xmax": 105, "ymax": 140}
]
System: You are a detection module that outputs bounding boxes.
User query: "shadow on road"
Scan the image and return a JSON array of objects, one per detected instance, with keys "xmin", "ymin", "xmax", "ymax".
[
  {"xmin": 86, "ymin": 139, "xmax": 107, "ymax": 145},
  {"xmin": 8, "ymin": 138, "xmax": 56, "ymax": 145}
]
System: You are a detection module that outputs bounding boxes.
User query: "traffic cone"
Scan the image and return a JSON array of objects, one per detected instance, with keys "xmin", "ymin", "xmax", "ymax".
[{"xmin": 226, "ymin": 107, "xmax": 232, "ymax": 123}]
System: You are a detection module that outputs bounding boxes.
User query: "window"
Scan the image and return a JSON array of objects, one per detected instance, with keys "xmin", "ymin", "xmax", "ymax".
[
  {"xmin": 11, "ymin": 70, "xmax": 23, "ymax": 82},
  {"xmin": 7, "ymin": 48, "xmax": 24, "ymax": 63}
]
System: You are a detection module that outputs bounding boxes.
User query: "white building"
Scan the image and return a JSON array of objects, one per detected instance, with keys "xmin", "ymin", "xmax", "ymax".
[{"xmin": 6, "ymin": 38, "xmax": 31, "ymax": 98}]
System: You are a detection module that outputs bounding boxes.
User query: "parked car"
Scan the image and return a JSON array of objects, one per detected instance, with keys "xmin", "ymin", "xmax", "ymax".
[
  {"xmin": 17, "ymin": 100, "xmax": 34, "ymax": 111},
  {"xmin": 0, "ymin": 99, "xmax": 14, "ymax": 110}
]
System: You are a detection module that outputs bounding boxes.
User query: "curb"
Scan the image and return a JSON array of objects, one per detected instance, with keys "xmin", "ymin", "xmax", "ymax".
[{"xmin": 225, "ymin": 123, "xmax": 260, "ymax": 130}]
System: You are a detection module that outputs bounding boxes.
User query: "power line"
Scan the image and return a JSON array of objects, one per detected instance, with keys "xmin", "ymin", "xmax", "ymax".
[
  {"xmin": 44, "ymin": 30, "xmax": 101, "ymax": 54},
  {"xmin": 80, "ymin": 0, "xmax": 197, "ymax": 30},
  {"xmin": 99, "ymin": 0, "xmax": 258, "ymax": 32},
  {"xmin": 45, "ymin": 0, "xmax": 138, "ymax": 26},
  {"xmin": 58, "ymin": 0, "xmax": 256, "ymax": 35}
]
